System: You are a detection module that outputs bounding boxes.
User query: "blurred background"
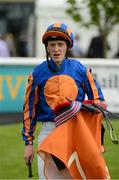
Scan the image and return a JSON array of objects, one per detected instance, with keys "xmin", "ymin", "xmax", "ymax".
[
  {"xmin": 0, "ymin": 0, "xmax": 119, "ymax": 179},
  {"xmin": 0, "ymin": 0, "xmax": 119, "ymax": 58},
  {"xmin": 0, "ymin": 0, "xmax": 35, "ymax": 57},
  {"xmin": 0, "ymin": 0, "xmax": 119, "ymax": 120}
]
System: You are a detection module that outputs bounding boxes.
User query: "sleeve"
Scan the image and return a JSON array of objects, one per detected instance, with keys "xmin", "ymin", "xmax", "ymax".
[
  {"xmin": 83, "ymin": 68, "xmax": 105, "ymax": 104},
  {"xmin": 22, "ymin": 73, "xmax": 39, "ymax": 145}
]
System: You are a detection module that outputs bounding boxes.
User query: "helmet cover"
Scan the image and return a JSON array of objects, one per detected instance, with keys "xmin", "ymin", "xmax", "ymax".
[{"xmin": 42, "ymin": 22, "xmax": 74, "ymax": 48}]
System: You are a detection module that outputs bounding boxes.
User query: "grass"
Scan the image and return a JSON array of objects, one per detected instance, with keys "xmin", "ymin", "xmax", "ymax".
[
  {"xmin": 103, "ymin": 119, "xmax": 119, "ymax": 179},
  {"xmin": 0, "ymin": 122, "xmax": 41, "ymax": 179},
  {"xmin": 0, "ymin": 119, "xmax": 119, "ymax": 179}
]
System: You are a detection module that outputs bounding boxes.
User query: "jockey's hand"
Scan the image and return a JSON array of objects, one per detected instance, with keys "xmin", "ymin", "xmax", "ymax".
[
  {"xmin": 24, "ymin": 144, "xmax": 34, "ymax": 166},
  {"xmin": 83, "ymin": 100, "xmax": 107, "ymax": 110},
  {"xmin": 94, "ymin": 101, "xmax": 107, "ymax": 110}
]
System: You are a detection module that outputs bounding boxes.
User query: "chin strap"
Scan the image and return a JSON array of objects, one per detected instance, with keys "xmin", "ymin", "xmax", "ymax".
[
  {"xmin": 46, "ymin": 51, "xmax": 57, "ymax": 73},
  {"xmin": 45, "ymin": 46, "xmax": 69, "ymax": 73}
]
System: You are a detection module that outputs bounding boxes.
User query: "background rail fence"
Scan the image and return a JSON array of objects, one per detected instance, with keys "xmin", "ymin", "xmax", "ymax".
[{"xmin": 0, "ymin": 58, "xmax": 119, "ymax": 124}]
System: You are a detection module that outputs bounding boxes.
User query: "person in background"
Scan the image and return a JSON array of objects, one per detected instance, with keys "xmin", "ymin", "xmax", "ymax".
[
  {"xmin": 17, "ymin": 30, "xmax": 28, "ymax": 57},
  {"xmin": 70, "ymin": 33, "xmax": 83, "ymax": 58},
  {"xmin": 0, "ymin": 33, "xmax": 10, "ymax": 57},
  {"xmin": 22, "ymin": 22, "xmax": 107, "ymax": 179},
  {"xmin": 87, "ymin": 34, "xmax": 104, "ymax": 58},
  {"xmin": 3, "ymin": 33, "xmax": 17, "ymax": 57},
  {"xmin": 87, "ymin": 29, "xmax": 110, "ymax": 58},
  {"xmin": 114, "ymin": 32, "xmax": 119, "ymax": 59}
]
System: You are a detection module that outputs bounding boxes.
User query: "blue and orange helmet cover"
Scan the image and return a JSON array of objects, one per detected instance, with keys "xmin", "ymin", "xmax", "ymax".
[{"xmin": 42, "ymin": 23, "xmax": 74, "ymax": 48}]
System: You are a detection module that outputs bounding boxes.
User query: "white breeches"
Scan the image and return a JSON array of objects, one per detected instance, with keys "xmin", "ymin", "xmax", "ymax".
[
  {"xmin": 37, "ymin": 121, "xmax": 71, "ymax": 179},
  {"xmin": 37, "ymin": 122, "xmax": 55, "ymax": 179}
]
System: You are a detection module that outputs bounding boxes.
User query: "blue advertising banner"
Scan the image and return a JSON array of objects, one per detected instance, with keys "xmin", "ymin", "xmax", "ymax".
[
  {"xmin": 0, "ymin": 65, "xmax": 34, "ymax": 112},
  {"xmin": 1, "ymin": 58, "xmax": 119, "ymax": 113}
]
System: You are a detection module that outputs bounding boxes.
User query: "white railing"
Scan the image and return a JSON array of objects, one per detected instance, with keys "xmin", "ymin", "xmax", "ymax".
[{"xmin": 0, "ymin": 57, "xmax": 119, "ymax": 113}]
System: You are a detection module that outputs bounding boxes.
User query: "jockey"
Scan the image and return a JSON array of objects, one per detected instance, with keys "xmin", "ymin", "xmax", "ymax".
[{"xmin": 22, "ymin": 22, "xmax": 106, "ymax": 179}]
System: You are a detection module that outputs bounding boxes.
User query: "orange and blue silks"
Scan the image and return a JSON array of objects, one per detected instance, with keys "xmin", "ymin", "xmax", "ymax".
[{"xmin": 22, "ymin": 58, "xmax": 105, "ymax": 145}]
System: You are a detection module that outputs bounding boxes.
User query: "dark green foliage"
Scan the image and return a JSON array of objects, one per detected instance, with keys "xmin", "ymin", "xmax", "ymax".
[{"xmin": 66, "ymin": 0, "xmax": 119, "ymax": 57}]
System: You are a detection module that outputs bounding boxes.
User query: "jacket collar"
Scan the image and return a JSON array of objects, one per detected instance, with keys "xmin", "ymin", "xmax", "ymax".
[{"xmin": 48, "ymin": 58, "xmax": 67, "ymax": 72}]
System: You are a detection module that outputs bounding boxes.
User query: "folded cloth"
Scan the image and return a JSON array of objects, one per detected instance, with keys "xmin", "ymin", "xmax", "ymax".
[
  {"xmin": 54, "ymin": 101, "xmax": 82, "ymax": 127},
  {"xmin": 38, "ymin": 110, "xmax": 111, "ymax": 179}
]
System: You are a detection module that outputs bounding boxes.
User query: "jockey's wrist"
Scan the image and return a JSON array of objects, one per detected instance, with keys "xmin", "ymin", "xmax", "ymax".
[{"xmin": 25, "ymin": 140, "xmax": 33, "ymax": 145}]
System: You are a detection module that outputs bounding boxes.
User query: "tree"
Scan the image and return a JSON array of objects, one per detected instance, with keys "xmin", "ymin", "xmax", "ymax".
[{"xmin": 66, "ymin": 0, "xmax": 119, "ymax": 58}]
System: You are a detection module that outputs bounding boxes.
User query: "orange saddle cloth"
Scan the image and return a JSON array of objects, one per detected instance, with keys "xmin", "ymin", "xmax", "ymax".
[{"xmin": 37, "ymin": 110, "xmax": 111, "ymax": 179}]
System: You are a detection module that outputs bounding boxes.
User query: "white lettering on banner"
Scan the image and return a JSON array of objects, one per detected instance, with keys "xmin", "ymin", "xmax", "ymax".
[
  {"xmin": 85, "ymin": 65, "xmax": 119, "ymax": 113},
  {"xmin": 68, "ymin": 151, "xmax": 86, "ymax": 179},
  {"xmin": 94, "ymin": 73, "xmax": 119, "ymax": 90},
  {"xmin": 1, "ymin": 58, "xmax": 119, "ymax": 112}
]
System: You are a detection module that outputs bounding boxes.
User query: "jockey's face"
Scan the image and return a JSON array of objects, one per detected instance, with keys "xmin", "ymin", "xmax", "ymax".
[{"xmin": 47, "ymin": 40, "xmax": 67, "ymax": 66}]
